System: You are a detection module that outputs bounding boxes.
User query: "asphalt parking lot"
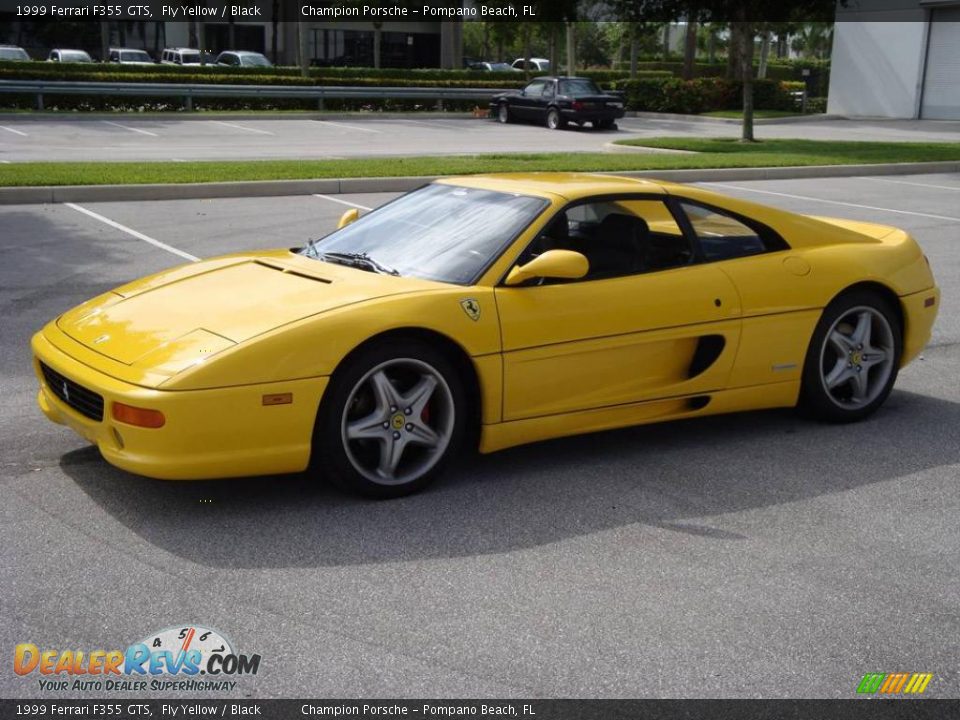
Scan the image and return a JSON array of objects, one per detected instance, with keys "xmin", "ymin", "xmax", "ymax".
[
  {"xmin": 1, "ymin": 174, "xmax": 958, "ymax": 698},
  {"xmin": 1, "ymin": 115, "xmax": 960, "ymax": 163}
]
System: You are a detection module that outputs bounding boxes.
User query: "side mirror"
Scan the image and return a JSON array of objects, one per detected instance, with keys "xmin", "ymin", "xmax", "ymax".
[
  {"xmin": 504, "ymin": 249, "xmax": 589, "ymax": 286},
  {"xmin": 337, "ymin": 208, "xmax": 359, "ymax": 229}
]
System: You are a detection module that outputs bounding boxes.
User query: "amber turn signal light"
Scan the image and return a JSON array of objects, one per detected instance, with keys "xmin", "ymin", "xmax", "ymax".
[{"xmin": 112, "ymin": 402, "xmax": 165, "ymax": 428}]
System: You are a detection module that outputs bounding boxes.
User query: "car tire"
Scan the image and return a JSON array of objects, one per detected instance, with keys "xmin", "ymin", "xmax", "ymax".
[
  {"xmin": 546, "ymin": 107, "xmax": 564, "ymax": 130},
  {"xmin": 798, "ymin": 289, "xmax": 902, "ymax": 423},
  {"xmin": 497, "ymin": 103, "xmax": 511, "ymax": 124},
  {"xmin": 314, "ymin": 339, "xmax": 466, "ymax": 498},
  {"xmin": 596, "ymin": 119, "xmax": 616, "ymax": 130}
]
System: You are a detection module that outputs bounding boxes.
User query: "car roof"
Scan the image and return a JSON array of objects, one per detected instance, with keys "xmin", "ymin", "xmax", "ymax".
[
  {"xmin": 436, "ymin": 173, "xmax": 671, "ymax": 201},
  {"xmin": 221, "ymin": 50, "xmax": 265, "ymax": 56},
  {"xmin": 164, "ymin": 47, "xmax": 199, "ymax": 52},
  {"xmin": 110, "ymin": 47, "xmax": 149, "ymax": 51}
]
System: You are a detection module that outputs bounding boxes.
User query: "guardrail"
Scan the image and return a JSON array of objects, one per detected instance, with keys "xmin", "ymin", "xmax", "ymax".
[{"xmin": 0, "ymin": 80, "xmax": 510, "ymax": 111}]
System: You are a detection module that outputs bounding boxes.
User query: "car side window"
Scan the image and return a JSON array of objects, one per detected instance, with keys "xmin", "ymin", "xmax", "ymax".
[
  {"xmin": 524, "ymin": 81, "xmax": 545, "ymax": 98},
  {"xmin": 519, "ymin": 199, "xmax": 694, "ymax": 282},
  {"xmin": 679, "ymin": 201, "xmax": 787, "ymax": 261},
  {"xmin": 542, "ymin": 82, "xmax": 555, "ymax": 100}
]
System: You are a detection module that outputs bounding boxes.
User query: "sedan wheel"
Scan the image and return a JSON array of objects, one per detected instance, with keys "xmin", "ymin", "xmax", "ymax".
[
  {"xmin": 316, "ymin": 341, "xmax": 465, "ymax": 497},
  {"xmin": 497, "ymin": 103, "xmax": 511, "ymax": 123},
  {"xmin": 799, "ymin": 291, "xmax": 901, "ymax": 422},
  {"xmin": 546, "ymin": 108, "xmax": 562, "ymax": 130}
]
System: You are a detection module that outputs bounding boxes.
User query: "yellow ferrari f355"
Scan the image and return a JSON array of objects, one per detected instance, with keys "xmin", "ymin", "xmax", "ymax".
[{"xmin": 32, "ymin": 174, "xmax": 939, "ymax": 497}]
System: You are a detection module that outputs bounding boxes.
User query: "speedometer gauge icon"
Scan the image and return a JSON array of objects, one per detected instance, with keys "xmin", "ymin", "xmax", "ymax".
[{"xmin": 137, "ymin": 625, "xmax": 234, "ymax": 668}]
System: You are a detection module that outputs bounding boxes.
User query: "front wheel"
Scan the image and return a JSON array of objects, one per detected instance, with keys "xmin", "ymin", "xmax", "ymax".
[
  {"xmin": 798, "ymin": 290, "xmax": 902, "ymax": 422},
  {"xmin": 315, "ymin": 341, "xmax": 466, "ymax": 498}
]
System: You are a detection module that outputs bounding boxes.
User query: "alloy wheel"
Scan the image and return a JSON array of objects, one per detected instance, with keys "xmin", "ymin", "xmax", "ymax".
[{"xmin": 340, "ymin": 358, "xmax": 455, "ymax": 486}]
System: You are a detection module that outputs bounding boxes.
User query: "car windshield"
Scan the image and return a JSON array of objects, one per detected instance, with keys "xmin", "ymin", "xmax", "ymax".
[
  {"xmin": 60, "ymin": 51, "xmax": 92, "ymax": 62},
  {"xmin": 121, "ymin": 50, "xmax": 152, "ymax": 62},
  {"xmin": 242, "ymin": 54, "xmax": 271, "ymax": 67},
  {"xmin": 559, "ymin": 79, "xmax": 601, "ymax": 95},
  {"xmin": 300, "ymin": 184, "xmax": 548, "ymax": 284},
  {"xmin": 0, "ymin": 48, "xmax": 29, "ymax": 61}
]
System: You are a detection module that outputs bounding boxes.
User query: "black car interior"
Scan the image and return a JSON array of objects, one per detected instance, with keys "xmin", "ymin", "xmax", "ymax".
[{"xmin": 521, "ymin": 204, "xmax": 694, "ymax": 281}]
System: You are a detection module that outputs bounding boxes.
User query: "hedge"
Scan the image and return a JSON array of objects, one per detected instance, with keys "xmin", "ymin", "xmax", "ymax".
[
  {"xmin": 614, "ymin": 77, "xmax": 806, "ymax": 114},
  {"xmin": 0, "ymin": 60, "xmax": 668, "ymax": 86}
]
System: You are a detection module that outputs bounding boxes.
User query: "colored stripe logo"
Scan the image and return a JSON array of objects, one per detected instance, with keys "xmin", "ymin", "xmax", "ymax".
[{"xmin": 857, "ymin": 673, "xmax": 933, "ymax": 694}]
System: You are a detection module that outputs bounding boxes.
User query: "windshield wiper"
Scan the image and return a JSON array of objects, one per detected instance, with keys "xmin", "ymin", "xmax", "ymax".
[{"xmin": 316, "ymin": 251, "xmax": 400, "ymax": 276}]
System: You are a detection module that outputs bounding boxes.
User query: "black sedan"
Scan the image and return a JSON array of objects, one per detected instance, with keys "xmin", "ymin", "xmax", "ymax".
[{"xmin": 490, "ymin": 76, "xmax": 625, "ymax": 130}]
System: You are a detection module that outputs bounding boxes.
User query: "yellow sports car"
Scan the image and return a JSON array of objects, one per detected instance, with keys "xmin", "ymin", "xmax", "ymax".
[{"xmin": 32, "ymin": 173, "xmax": 939, "ymax": 497}]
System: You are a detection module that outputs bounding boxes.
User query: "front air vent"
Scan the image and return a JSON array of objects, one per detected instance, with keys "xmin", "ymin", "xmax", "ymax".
[
  {"xmin": 254, "ymin": 260, "xmax": 332, "ymax": 283},
  {"xmin": 39, "ymin": 361, "xmax": 104, "ymax": 422}
]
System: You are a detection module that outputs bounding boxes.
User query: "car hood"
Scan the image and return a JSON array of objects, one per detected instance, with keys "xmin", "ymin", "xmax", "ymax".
[{"xmin": 56, "ymin": 250, "xmax": 437, "ymax": 377}]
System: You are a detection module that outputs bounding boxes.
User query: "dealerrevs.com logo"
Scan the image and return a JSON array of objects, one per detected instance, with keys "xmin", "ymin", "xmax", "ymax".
[{"xmin": 14, "ymin": 625, "xmax": 261, "ymax": 692}]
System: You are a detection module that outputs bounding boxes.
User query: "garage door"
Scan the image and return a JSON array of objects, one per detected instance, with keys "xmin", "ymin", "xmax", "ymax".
[{"xmin": 921, "ymin": 8, "xmax": 960, "ymax": 119}]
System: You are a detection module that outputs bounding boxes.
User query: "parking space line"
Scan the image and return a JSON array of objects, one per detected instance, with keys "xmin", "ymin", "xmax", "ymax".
[
  {"xmin": 859, "ymin": 176, "xmax": 960, "ymax": 192},
  {"xmin": 0, "ymin": 125, "xmax": 28, "ymax": 137},
  {"xmin": 314, "ymin": 120, "xmax": 382, "ymax": 134},
  {"xmin": 102, "ymin": 120, "xmax": 158, "ymax": 137},
  {"xmin": 0, "ymin": 160, "xmax": 10, "ymax": 164},
  {"xmin": 697, "ymin": 182, "xmax": 960, "ymax": 222},
  {"xmin": 209, "ymin": 120, "xmax": 274, "ymax": 136},
  {"xmin": 64, "ymin": 203, "xmax": 200, "ymax": 262},
  {"xmin": 312, "ymin": 194, "xmax": 373, "ymax": 211}
]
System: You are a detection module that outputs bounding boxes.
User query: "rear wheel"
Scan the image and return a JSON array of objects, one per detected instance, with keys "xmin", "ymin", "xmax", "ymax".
[
  {"xmin": 595, "ymin": 119, "xmax": 617, "ymax": 130},
  {"xmin": 546, "ymin": 107, "xmax": 565, "ymax": 130},
  {"xmin": 798, "ymin": 290, "xmax": 902, "ymax": 422},
  {"xmin": 315, "ymin": 340, "xmax": 466, "ymax": 498},
  {"xmin": 497, "ymin": 103, "xmax": 511, "ymax": 124}
]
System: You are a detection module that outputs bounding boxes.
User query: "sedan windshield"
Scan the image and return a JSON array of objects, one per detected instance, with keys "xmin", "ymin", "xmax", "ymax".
[
  {"xmin": 301, "ymin": 184, "xmax": 548, "ymax": 284},
  {"xmin": 121, "ymin": 50, "xmax": 152, "ymax": 62},
  {"xmin": 242, "ymin": 54, "xmax": 272, "ymax": 67},
  {"xmin": 60, "ymin": 51, "xmax": 92, "ymax": 62},
  {"xmin": 558, "ymin": 79, "xmax": 601, "ymax": 96},
  {"xmin": 0, "ymin": 47, "xmax": 29, "ymax": 61}
]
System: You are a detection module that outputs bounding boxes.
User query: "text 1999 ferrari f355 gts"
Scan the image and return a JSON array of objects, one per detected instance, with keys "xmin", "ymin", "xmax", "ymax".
[{"xmin": 32, "ymin": 174, "xmax": 939, "ymax": 497}]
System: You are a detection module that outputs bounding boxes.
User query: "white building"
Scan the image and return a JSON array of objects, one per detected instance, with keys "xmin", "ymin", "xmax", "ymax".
[{"xmin": 828, "ymin": 0, "xmax": 960, "ymax": 119}]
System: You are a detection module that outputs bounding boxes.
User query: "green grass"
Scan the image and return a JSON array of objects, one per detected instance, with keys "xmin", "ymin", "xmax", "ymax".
[
  {"xmin": 701, "ymin": 110, "xmax": 803, "ymax": 119},
  {"xmin": 2, "ymin": 138, "xmax": 959, "ymax": 187}
]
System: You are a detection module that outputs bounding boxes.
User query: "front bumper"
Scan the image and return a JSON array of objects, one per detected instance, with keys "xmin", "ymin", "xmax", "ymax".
[{"xmin": 32, "ymin": 330, "xmax": 328, "ymax": 480}]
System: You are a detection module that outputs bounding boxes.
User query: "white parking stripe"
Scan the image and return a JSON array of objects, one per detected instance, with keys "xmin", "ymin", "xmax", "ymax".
[
  {"xmin": 0, "ymin": 160, "xmax": 11, "ymax": 164},
  {"xmin": 312, "ymin": 194, "xmax": 373, "ymax": 211},
  {"xmin": 0, "ymin": 125, "xmax": 28, "ymax": 137},
  {"xmin": 314, "ymin": 120, "xmax": 382, "ymax": 134},
  {"xmin": 209, "ymin": 120, "xmax": 274, "ymax": 136},
  {"xmin": 697, "ymin": 182, "xmax": 960, "ymax": 223},
  {"xmin": 64, "ymin": 203, "xmax": 199, "ymax": 262},
  {"xmin": 859, "ymin": 176, "xmax": 960, "ymax": 192},
  {"xmin": 102, "ymin": 120, "xmax": 158, "ymax": 137}
]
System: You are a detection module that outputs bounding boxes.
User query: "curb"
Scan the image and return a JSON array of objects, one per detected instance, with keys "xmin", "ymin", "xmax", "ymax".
[
  {"xmin": 603, "ymin": 142, "xmax": 697, "ymax": 155},
  {"xmin": 625, "ymin": 111, "xmax": 834, "ymax": 125},
  {"xmin": 2, "ymin": 162, "xmax": 959, "ymax": 205}
]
